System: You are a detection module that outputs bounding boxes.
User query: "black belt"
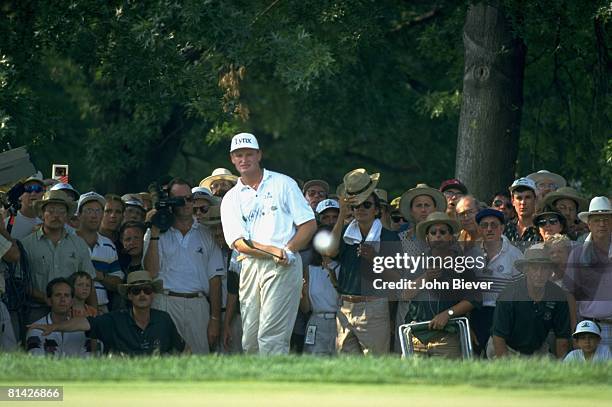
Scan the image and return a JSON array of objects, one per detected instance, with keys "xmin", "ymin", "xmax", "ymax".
[{"xmin": 166, "ymin": 291, "xmax": 205, "ymax": 299}]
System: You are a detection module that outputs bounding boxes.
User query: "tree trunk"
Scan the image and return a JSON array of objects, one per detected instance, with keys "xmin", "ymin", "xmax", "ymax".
[{"xmin": 456, "ymin": 2, "xmax": 526, "ymax": 202}]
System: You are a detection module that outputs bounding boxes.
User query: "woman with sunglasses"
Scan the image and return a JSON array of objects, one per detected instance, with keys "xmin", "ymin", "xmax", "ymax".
[
  {"xmin": 326, "ymin": 169, "xmax": 399, "ymax": 355},
  {"xmin": 533, "ymin": 209, "xmax": 568, "ymax": 241}
]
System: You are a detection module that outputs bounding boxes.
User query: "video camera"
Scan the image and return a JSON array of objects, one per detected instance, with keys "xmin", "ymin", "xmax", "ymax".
[{"xmin": 147, "ymin": 182, "xmax": 185, "ymax": 233}]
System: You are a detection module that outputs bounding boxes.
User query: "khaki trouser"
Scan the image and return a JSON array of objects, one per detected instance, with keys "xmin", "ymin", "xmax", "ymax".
[
  {"xmin": 153, "ymin": 293, "xmax": 210, "ymax": 354},
  {"xmin": 304, "ymin": 313, "xmax": 337, "ymax": 356},
  {"xmin": 411, "ymin": 330, "xmax": 462, "ymax": 358},
  {"xmin": 239, "ymin": 256, "xmax": 302, "ymax": 355},
  {"xmin": 336, "ymin": 298, "xmax": 390, "ymax": 355}
]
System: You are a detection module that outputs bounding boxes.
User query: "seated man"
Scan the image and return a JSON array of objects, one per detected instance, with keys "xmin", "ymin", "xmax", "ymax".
[
  {"xmin": 402, "ymin": 212, "xmax": 480, "ymax": 358},
  {"xmin": 26, "ymin": 278, "xmax": 91, "ymax": 357},
  {"xmin": 28, "ymin": 271, "xmax": 186, "ymax": 356},
  {"xmin": 489, "ymin": 248, "xmax": 570, "ymax": 358}
]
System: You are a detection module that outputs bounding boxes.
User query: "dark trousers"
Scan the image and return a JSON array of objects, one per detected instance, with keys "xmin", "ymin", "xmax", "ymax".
[{"xmin": 470, "ymin": 306, "xmax": 495, "ymax": 358}]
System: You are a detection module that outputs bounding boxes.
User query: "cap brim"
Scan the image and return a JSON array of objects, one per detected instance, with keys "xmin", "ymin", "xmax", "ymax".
[{"xmin": 416, "ymin": 217, "xmax": 460, "ymax": 241}]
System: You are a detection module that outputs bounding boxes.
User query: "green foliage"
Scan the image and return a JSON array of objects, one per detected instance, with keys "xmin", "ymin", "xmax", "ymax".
[{"xmin": 0, "ymin": 0, "xmax": 609, "ymax": 196}]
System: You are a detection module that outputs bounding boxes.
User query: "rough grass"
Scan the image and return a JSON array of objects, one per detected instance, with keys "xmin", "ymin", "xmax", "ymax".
[{"xmin": 2, "ymin": 353, "xmax": 611, "ymax": 389}]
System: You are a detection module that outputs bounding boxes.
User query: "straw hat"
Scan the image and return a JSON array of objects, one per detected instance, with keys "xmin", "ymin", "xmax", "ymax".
[
  {"xmin": 118, "ymin": 271, "xmax": 163, "ymax": 297},
  {"xmin": 543, "ymin": 187, "xmax": 588, "ymax": 213},
  {"xmin": 199, "ymin": 168, "xmax": 238, "ymax": 190},
  {"xmin": 399, "ymin": 184, "xmax": 447, "ymax": 221},
  {"xmin": 35, "ymin": 190, "xmax": 77, "ymax": 215},
  {"xmin": 416, "ymin": 212, "xmax": 460, "ymax": 241},
  {"xmin": 336, "ymin": 168, "xmax": 380, "ymax": 206}
]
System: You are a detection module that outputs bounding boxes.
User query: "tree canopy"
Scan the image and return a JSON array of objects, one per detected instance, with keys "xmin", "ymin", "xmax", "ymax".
[{"xmin": 1, "ymin": 0, "xmax": 610, "ymax": 198}]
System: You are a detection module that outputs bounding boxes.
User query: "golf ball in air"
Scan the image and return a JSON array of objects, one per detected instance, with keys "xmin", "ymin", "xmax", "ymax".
[{"xmin": 313, "ymin": 230, "xmax": 334, "ymax": 254}]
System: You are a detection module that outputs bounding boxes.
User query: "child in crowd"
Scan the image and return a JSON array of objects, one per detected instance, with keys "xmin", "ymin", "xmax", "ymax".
[
  {"xmin": 69, "ymin": 272, "xmax": 98, "ymax": 318},
  {"xmin": 564, "ymin": 320, "xmax": 611, "ymax": 362}
]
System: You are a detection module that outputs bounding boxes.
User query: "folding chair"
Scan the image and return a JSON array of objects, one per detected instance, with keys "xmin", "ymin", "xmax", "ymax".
[{"xmin": 398, "ymin": 317, "xmax": 473, "ymax": 359}]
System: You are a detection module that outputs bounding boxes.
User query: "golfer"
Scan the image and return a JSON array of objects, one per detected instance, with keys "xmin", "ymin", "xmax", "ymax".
[{"xmin": 220, "ymin": 132, "xmax": 316, "ymax": 355}]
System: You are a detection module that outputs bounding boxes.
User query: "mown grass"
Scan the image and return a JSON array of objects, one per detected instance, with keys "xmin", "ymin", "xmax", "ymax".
[{"xmin": 2, "ymin": 354, "xmax": 611, "ymax": 389}]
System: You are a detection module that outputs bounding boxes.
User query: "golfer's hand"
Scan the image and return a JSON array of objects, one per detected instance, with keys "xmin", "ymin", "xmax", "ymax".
[
  {"xmin": 429, "ymin": 311, "xmax": 450, "ymax": 330},
  {"xmin": 277, "ymin": 248, "xmax": 297, "ymax": 266},
  {"xmin": 27, "ymin": 323, "xmax": 55, "ymax": 336}
]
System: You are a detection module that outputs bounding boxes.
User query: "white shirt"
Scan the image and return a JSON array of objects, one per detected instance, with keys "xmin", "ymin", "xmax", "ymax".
[
  {"xmin": 563, "ymin": 344, "xmax": 612, "ymax": 362},
  {"xmin": 476, "ymin": 235, "xmax": 524, "ymax": 307},
  {"xmin": 308, "ymin": 263, "xmax": 340, "ymax": 314},
  {"xmin": 26, "ymin": 313, "xmax": 90, "ymax": 357},
  {"xmin": 7, "ymin": 211, "xmax": 42, "ymax": 240},
  {"xmin": 89, "ymin": 234, "xmax": 123, "ymax": 306},
  {"xmin": 144, "ymin": 222, "xmax": 225, "ymax": 294},
  {"xmin": 221, "ymin": 169, "xmax": 315, "ymax": 249}
]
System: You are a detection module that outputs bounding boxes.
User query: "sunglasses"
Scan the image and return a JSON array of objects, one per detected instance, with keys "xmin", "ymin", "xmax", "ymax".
[
  {"xmin": 536, "ymin": 218, "xmax": 560, "ymax": 227},
  {"xmin": 193, "ymin": 206, "xmax": 209, "ymax": 214},
  {"xmin": 391, "ymin": 215, "xmax": 407, "ymax": 223},
  {"xmin": 428, "ymin": 228, "xmax": 450, "ymax": 236},
  {"xmin": 24, "ymin": 184, "xmax": 44, "ymax": 193},
  {"xmin": 351, "ymin": 201, "xmax": 374, "ymax": 210},
  {"xmin": 129, "ymin": 286, "xmax": 154, "ymax": 295}
]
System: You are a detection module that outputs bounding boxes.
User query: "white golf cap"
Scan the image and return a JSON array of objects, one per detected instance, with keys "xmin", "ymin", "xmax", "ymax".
[
  {"xmin": 230, "ymin": 132, "xmax": 260, "ymax": 152},
  {"xmin": 77, "ymin": 191, "xmax": 106, "ymax": 214},
  {"xmin": 572, "ymin": 320, "xmax": 601, "ymax": 338},
  {"xmin": 191, "ymin": 186, "xmax": 220, "ymax": 205},
  {"xmin": 316, "ymin": 199, "xmax": 340, "ymax": 214},
  {"xmin": 509, "ymin": 177, "xmax": 537, "ymax": 194}
]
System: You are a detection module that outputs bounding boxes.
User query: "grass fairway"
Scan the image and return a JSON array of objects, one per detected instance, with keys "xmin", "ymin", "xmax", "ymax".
[
  {"xmin": 10, "ymin": 382, "xmax": 612, "ymax": 407},
  {"xmin": 2, "ymin": 354, "xmax": 611, "ymax": 406}
]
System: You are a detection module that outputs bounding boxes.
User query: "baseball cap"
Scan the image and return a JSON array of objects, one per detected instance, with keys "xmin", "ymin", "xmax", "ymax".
[
  {"xmin": 230, "ymin": 132, "xmax": 260, "ymax": 152},
  {"xmin": 439, "ymin": 178, "xmax": 468, "ymax": 194},
  {"xmin": 191, "ymin": 186, "xmax": 220, "ymax": 205},
  {"xmin": 316, "ymin": 199, "xmax": 340, "ymax": 214},
  {"xmin": 572, "ymin": 320, "xmax": 601, "ymax": 338},
  {"xmin": 77, "ymin": 191, "xmax": 106, "ymax": 214},
  {"xmin": 509, "ymin": 177, "xmax": 537, "ymax": 194},
  {"xmin": 475, "ymin": 208, "xmax": 505, "ymax": 224}
]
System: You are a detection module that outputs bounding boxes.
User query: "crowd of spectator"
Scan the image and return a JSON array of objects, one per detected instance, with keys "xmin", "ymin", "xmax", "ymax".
[{"xmin": 1, "ymin": 133, "xmax": 610, "ymax": 363}]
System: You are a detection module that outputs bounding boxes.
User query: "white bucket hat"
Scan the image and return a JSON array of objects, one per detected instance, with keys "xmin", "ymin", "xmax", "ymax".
[{"xmin": 577, "ymin": 196, "xmax": 612, "ymax": 223}]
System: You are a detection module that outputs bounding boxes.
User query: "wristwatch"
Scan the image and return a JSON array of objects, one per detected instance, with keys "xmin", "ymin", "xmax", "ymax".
[{"xmin": 447, "ymin": 309, "xmax": 455, "ymax": 317}]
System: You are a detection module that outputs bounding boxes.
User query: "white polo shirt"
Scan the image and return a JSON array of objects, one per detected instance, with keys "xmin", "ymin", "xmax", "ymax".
[
  {"xmin": 144, "ymin": 222, "xmax": 225, "ymax": 294},
  {"xmin": 221, "ymin": 169, "xmax": 315, "ymax": 249},
  {"xmin": 475, "ymin": 235, "xmax": 524, "ymax": 307},
  {"xmin": 26, "ymin": 313, "xmax": 90, "ymax": 357},
  {"xmin": 90, "ymin": 234, "xmax": 123, "ymax": 306},
  {"xmin": 308, "ymin": 262, "xmax": 340, "ymax": 314}
]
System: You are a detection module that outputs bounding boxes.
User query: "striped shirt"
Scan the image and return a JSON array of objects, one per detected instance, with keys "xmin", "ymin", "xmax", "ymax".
[
  {"xmin": 90, "ymin": 234, "xmax": 123, "ymax": 306},
  {"xmin": 474, "ymin": 235, "xmax": 524, "ymax": 307}
]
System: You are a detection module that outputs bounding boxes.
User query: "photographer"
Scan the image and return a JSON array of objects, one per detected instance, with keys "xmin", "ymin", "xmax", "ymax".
[
  {"xmin": 143, "ymin": 178, "xmax": 225, "ymax": 354},
  {"xmin": 5, "ymin": 173, "xmax": 45, "ymax": 240}
]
